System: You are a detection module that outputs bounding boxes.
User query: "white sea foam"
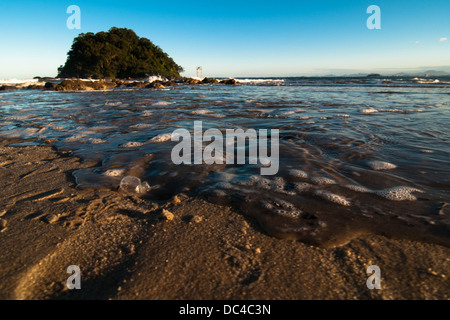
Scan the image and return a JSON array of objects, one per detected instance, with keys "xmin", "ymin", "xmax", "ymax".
[
  {"xmin": 292, "ymin": 182, "xmax": 312, "ymax": 193},
  {"xmin": 191, "ymin": 109, "xmax": 213, "ymax": 115},
  {"xmin": 344, "ymin": 184, "xmax": 373, "ymax": 193},
  {"xmin": 65, "ymin": 134, "xmax": 87, "ymax": 143},
  {"xmin": 152, "ymin": 101, "xmax": 175, "ymax": 106},
  {"xmin": 0, "ymin": 79, "xmax": 42, "ymax": 87},
  {"xmin": 314, "ymin": 190, "xmax": 351, "ymax": 206},
  {"xmin": 122, "ymin": 141, "xmax": 145, "ymax": 148},
  {"xmin": 361, "ymin": 107, "xmax": 378, "ymax": 114},
  {"xmin": 130, "ymin": 123, "xmax": 152, "ymax": 130},
  {"xmin": 275, "ymin": 209, "xmax": 303, "ymax": 218},
  {"xmin": 311, "ymin": 176, "xmax": 337, "ymax": 185},
  {"xmin": 0, "ymin": 128, "xmax": 39, "ymax": 138},
  {"xmin": 233, "ymin": 79, "xmax": 284, "ymax": 85},
  {"xmin": 240, "ymin": 175, "xmax": 272, "ymax": 190},
  {"xmin": 367, "ymin": 160, "xmax": 397, "ymax": 170},
  {"xmin": 105, "ymin": 101, "xmax": 122, "ymax": 106},
  {"xmin": 88, "ymin": 138, "xmax": 107, "ymax": 144},
  {"xmin": 376, "ymin": 186, "xmax": 423, "ymax": 201},
  {"xmin": 209, "ymin": 114, "xmax": 226, "ymax": 118},
  {"xmin": 287, "ymin": 169, "xmax": 308, "ymax": 179},
  {"xmin": 148, "ymin": 76, "xmax": 166, "ymax": 83},
  {"xmin": 150, "ymin": 133, "xmax": 177, "ymax": 143}
]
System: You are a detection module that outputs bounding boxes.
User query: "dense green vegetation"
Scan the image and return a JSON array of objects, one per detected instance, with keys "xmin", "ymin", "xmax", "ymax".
[{"xmin": 58, "ymin": 27, "xmax": 183, "ymax": 79}]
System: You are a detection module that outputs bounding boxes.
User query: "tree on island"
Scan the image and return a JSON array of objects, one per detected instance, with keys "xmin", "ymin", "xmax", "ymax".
[{"xmin": 57, "ymin": 27, "xmax": 183, "ymax": 79}]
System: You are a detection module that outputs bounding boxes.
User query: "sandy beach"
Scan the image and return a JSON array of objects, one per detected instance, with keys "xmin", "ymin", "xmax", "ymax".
[{"xmin": 0, "ymin": 139, "xmax": 448, "ymax": 300}]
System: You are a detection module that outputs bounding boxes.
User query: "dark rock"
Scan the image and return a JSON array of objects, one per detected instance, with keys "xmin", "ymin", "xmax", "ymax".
[
  {"xmin": 53, "ymin": 79, "xmax": 117, "ymax": 91},
  {"xmin": 187, "ymin": 78, "xmax": 200, "ymax": 85},
  {"xmin": 221, "ymin": 78, "xmax": 237, "ymax": 85},
  {"xmin": 125, "ymin": 81, "xmax": 147, "ymax": 88},
  {"xmin": 146, "ymin": 82, "xmax": 165, "ymax": 89},
  {"xmin": 201, "ymin": 77, "xmax": 218, "ymax": 84},
  {"xmin": 26, "ymin": 84, "xmax": 44, "ymax": 90},
  {"xmin": 44, "ymin": 82, "xmax": 58, "ymax": 90},
  {"xmin": 0, "ymin": 86, "xmax": 18, "ymax": 91}
]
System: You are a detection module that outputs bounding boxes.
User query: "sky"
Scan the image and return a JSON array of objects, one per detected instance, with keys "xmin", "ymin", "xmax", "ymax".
[{"xmin": 0, "ymin": 0, "xmax": 449, "ymax": 78}]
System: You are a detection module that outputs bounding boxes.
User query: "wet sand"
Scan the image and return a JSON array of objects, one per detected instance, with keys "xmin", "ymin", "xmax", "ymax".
[{"xmin": 0, "ymin": 139, "xmax": 448, "ymax": 300}]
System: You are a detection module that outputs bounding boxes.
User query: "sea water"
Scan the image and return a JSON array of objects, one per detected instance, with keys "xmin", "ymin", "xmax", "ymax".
[{"xmin": 1, "ymin": 76, "xmax": 449, "ymax": 247}]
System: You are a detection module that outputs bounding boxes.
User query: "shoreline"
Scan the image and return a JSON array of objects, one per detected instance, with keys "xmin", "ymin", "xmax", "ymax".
[
  {"xmin": 0, "ymin": 77, "xmax": 237, "ymax": 92},
  {"xmin": 0, "ymin": 139, "xmax": 448, "ymax": 299}
]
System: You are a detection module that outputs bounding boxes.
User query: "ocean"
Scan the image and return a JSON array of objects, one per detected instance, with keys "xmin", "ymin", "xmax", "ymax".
[{"xmin": 1, "ymin": 76, "xmax": 449, "ymax": 247}]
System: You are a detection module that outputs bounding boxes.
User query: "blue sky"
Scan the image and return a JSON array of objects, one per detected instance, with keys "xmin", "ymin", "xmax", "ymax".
[{"xmin": 0, "ymin": 0, "xmax": 449, "ymax": 78}]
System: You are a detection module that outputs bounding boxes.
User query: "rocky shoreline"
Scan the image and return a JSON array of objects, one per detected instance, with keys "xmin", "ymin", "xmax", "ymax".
[{"xmin": 0, "ymin": 77, "xmax": 239, "ymax": 92}]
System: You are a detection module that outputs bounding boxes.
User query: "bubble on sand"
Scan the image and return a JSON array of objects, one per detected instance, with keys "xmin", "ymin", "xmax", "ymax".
[
  {"xmin": 376, "ymin": 186, "xmax": 423, "ymax": 201},
  {"xmin": 314, "ymin": 190, "xmax": 351, "ymax": 206},
  {"xmin": 367, "ymin": 160, "xmax": 397, "ymax": 170},
  {"xmin": 287, "ymin": 169, "xmax": 308, "ymax": 179},
  {"xmin": 119, "ymin": 176, "xmax": 151, "ymax": 194}
]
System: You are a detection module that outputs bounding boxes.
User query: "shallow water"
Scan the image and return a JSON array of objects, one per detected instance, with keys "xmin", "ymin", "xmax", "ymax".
[{"xmin": 1, "ymin": 76, "xmax": 449, "ymax": 247}]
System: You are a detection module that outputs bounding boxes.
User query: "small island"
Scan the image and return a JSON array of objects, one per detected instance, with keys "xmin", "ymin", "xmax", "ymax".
[{"xmin": 57, "ymin": 27, "xmax": 184, "ymax": 79}]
